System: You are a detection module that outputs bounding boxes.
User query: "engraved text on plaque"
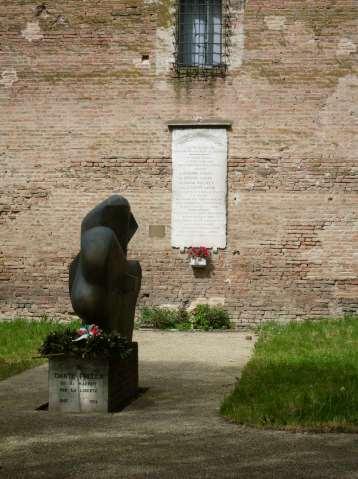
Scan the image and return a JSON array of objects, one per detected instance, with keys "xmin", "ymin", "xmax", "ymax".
[{"xmin": 171, "ymin": 128, "xmax": 227, "ymax": 248}]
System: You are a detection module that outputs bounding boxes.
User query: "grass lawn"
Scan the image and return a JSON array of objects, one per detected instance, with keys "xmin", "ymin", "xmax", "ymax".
[
  {"xmin": 220, "ymin": 316, "xmax": 358, "ymax": 431},
  {"xmin": 0, "ymin": 318, "xmax": 80, "ymax": 381}
]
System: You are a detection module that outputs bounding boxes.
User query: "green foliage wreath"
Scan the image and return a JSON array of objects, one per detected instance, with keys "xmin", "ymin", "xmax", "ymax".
[{"xmin": 39, "ymin": 327, "xmax": 132, "ymax": 360}]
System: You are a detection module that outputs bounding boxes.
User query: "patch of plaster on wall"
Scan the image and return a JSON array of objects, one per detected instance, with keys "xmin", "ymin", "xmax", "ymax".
[
  {"xmin": 231, "ymin": 21, "xmax": 245, "ymax": 68},
  {"xmin": 230, "ymin": 3, "xmax": 246, "ymax": 69},
  {"xmin": 154, "ymin": 79, "xmax": 169, "ymax": 91},
  {"xmin": 317, "ymin": 74, "xmax": 358, "ymax": 156},
  {"xmin": 264, "ymin": 16, "xmax": 287, "ymax": 31},
  {"xmin": 336, "ymin": 38, "xmax": 356, "ymax": 57},
  {"xmin": 155, "ymin": 27, "xmax": 173, "ymax": 75},
  {"xmin": 0, "ymin": 69, "xmax": 18, "ymax": 88},
  {"xmin": 21, "ymin": 21, "xmax": 44, "ymax": 42}
]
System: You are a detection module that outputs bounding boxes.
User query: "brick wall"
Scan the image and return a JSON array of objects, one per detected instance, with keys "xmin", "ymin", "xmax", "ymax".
[{"xmin": 0, "ymin": 0, "xmax": 357, "ymax": 325}]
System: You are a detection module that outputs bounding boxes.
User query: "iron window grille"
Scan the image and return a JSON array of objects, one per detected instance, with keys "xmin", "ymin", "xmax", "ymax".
[{"xmin": 174, "ymin": 0, "xmax": 231, "ymax": 77}]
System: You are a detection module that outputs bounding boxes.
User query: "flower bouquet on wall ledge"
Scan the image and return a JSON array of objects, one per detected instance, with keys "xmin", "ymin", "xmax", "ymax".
[{"xmin": 188, "ymin": 246, "xmax": 211, "ymax": 268}]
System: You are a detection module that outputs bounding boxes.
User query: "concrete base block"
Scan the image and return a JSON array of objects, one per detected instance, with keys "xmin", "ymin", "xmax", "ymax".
[{"xmin": 48, "ymin": 343, "xmax": 138, "ymax": 413}]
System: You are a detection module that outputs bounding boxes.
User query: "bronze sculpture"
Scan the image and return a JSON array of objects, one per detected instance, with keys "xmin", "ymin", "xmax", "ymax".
[{"xmin": 69, "ymin": 195, "xmax": 141, "ymax": 340}]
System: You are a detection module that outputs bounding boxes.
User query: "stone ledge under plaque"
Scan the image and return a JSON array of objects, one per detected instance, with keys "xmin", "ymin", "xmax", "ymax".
[
  {"xmin": 167, "ymin": 119, "xmax": 232, "ymax": 129},
  {"xmin": 48, "ymin": 342, "xmax": 138, "ymax": 413}
]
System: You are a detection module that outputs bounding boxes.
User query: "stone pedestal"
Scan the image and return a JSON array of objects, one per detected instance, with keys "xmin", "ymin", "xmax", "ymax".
[{"xmin": 48, "ymin": 343, "xmax": 138, "ymax": 413}]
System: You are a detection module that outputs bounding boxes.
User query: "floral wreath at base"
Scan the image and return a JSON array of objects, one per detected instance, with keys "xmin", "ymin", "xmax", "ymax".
[{"xmin": 39, "ymin": 324, "xmax": 132, "ymax": 360}]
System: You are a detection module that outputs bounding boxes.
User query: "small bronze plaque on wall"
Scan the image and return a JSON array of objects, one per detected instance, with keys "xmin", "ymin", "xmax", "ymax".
[{"xmin": 149, "ymin": 225, "xmax": 166, "ymax": 238}]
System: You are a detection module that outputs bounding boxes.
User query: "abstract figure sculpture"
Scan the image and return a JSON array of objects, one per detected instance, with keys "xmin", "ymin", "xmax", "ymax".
[{"xmin": 69, "ymin": 195, "xmax": 141, "ymax": 340}]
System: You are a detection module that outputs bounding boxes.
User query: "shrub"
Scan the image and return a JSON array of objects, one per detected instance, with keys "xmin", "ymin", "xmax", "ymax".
[
  {"xmin": 138, "ymin": 305, "xmax": 231, "ymax": 330},
  {"xmin": 139, "ymin": 307, "xmax": 188, "ymax": 329},
  {"xmin": 191, "ymin": 304, "xmax": 231, "ymax": 331}
]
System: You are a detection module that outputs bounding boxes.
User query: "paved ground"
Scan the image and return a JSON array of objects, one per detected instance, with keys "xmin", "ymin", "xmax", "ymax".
[{"xmin": 0, "ymin": 331, "xmax": 357, "ymax": 479}]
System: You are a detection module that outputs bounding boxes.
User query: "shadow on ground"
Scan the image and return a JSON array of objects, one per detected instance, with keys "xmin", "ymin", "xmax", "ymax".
[{"xmin": 0, "ymin": 332, "xmax": 357, "ymax": 478}]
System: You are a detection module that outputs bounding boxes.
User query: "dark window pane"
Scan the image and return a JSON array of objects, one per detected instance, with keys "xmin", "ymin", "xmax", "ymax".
[{"xmin": 178, "ymin": 0, "xmax": 222, "ymax": 67}]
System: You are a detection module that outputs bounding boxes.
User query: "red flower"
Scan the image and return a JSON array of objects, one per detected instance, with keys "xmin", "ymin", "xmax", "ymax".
[
  {"xmin": 75, "ymin": 324, "xmax": 102, "ymax": 339},
  {"xmin": 188, "ymin": 246, "xmax": 211, "ymax": 259},
  {"xmin": 89, "ymin": 324, "xmax": 102, "ymax": 337}
]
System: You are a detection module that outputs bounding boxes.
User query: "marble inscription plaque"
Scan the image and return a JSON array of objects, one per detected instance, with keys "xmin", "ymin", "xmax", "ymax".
[
  {"xmin": 49, "ymin": 358, "xmax": 108, "ymax": 413},
  {"xmin": 171, "ymin": 128, "xmax": 227, "ymax": 248}
]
